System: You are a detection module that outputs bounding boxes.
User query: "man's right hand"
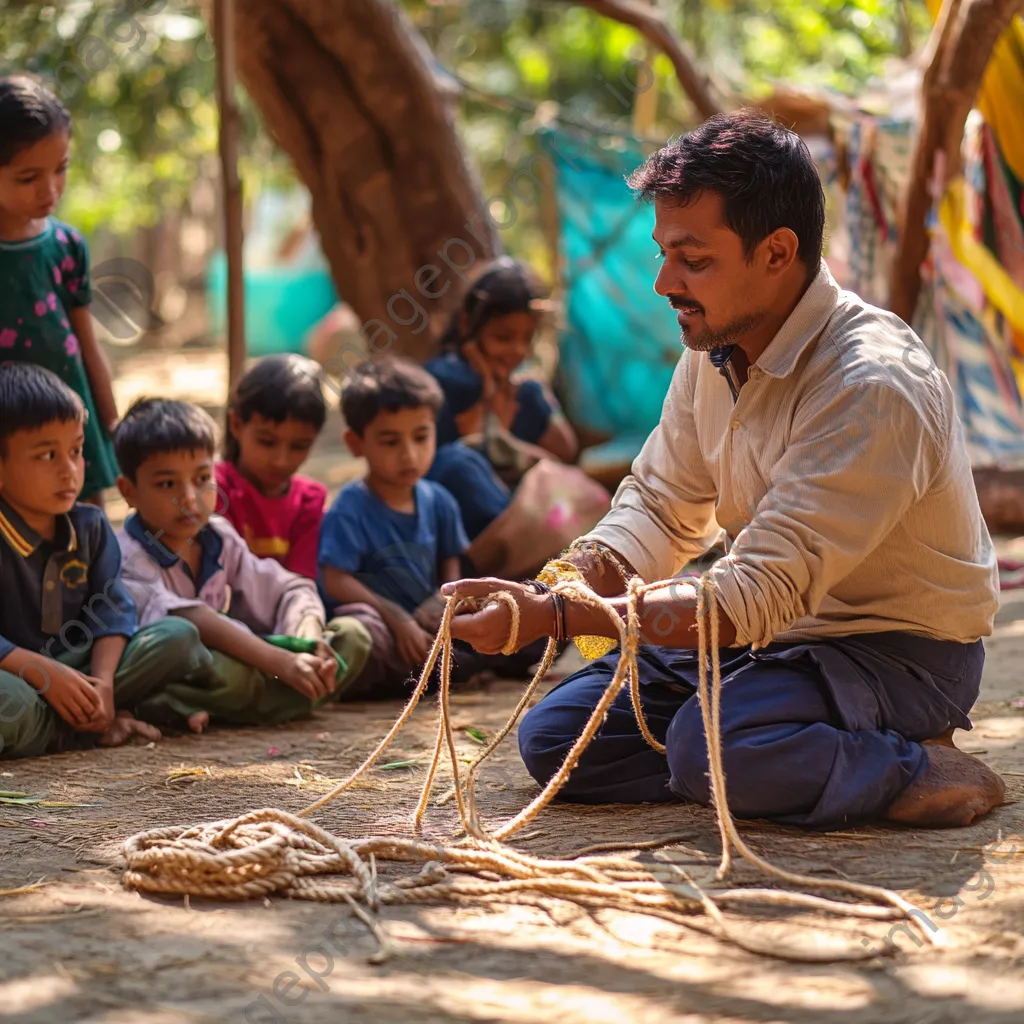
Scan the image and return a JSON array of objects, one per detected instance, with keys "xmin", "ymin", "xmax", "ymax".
[{"xmin": 40, "ymin": 663, "xmax": 103, "ymax": 729}]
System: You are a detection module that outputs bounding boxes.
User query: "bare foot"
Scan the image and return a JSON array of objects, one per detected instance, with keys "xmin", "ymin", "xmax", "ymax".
[
  {"xmin": 884, "ymin": 741, "xmax": 1006, "ymax": 827},
  {"xmin": 187, "ymin": 711, "xmax": 209, "ymax": 734},
  {"xmin": 97, "ymin": 711, "xmax": 162, "ymax": 747}
]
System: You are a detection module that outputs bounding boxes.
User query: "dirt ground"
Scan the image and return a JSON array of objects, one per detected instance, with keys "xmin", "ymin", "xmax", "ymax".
[{"xmin": 1, "ymin": 346, "xmax": 1022, "ymax": 1023}]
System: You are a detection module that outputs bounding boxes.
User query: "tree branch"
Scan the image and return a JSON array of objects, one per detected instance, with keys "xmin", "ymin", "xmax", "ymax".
[{"xmin": 560, "ymin": 0, "xmax": 721, "ymax": 120}]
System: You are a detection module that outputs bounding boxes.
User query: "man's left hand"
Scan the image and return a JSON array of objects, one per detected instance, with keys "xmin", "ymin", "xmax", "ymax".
[{"xmin": 440, "ymin": 578, "xmax": 554, "ymax": 655}]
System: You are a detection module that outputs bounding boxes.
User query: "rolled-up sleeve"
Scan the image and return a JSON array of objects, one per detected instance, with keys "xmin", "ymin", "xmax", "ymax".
[
  {"xmin": 712, "ymin": 381, "xmax": 942, "ymax": 648},
  {"xmin": 585, "ymin": 354, "xmax": 720, "ymax": 581}
]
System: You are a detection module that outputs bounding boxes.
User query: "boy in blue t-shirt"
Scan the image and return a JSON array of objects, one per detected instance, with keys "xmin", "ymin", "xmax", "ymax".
[{"xmin": 319, "ymin": 359, "xmax": 541, "ymax": 696}]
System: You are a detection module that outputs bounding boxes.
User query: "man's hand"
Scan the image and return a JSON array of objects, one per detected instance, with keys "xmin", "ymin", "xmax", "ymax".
[
  {"xmin": 391, "ymin": 616, "xmax": 434, "ymax": 668},
  {"xmin": 275, "ymin": 651, "xmax": 335, "ymax": 702},
  {"xmin": 40, "ymin": 663, "xmax": 103, "ymax": 729},
  {"xmin": 440, "ymin": 578, "xmax": 555, "ymax": 655}
]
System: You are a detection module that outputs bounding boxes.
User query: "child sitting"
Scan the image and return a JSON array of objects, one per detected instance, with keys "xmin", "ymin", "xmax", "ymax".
[
  {"xmin": 318, "ymin": 358, "xmax": 543, "ymax": 697},
  {"xmin": 215, "ymin": 354, "xmax": 327, "ymax": 580},
  {"xmin": 0, "ymin": 364, "xmax": 205, "ymax": 758},
  {"xmin": 114, "ymin": 398, "xmax": 372, "ymax": 728}
]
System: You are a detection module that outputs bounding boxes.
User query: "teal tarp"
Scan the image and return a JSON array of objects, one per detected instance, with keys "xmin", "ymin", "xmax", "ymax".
[{"xmin": 546, "ymin": 131, "xmax": 680, "ymax": 451}]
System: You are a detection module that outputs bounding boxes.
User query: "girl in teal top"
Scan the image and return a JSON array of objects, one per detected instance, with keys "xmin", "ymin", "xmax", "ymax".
[{"xmin": 0, "ymin": 76, "xmax": 119, "ymax": 502}]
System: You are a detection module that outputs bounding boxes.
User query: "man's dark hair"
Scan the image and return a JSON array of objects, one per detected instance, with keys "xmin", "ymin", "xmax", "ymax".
[
  {"xmin": 341, "ymin": 358, "xmax": 443, "ymax": 437},
  {"xmin": 113, "ymin": 398, "xmax": 217, "ymax": 481},
  {"xmin": 224, "ymin": 354, "xmax": 327, "ymax": 463},
  {"xmin": 0, "ymin": 362, "xmax": 84, "ymax": 454},
  {"xmin": 627, "ymin": 110, "xmax": 826, "ymax": 274},
  {"xmin": 0, "ymin": 75, "xmax": 71, "ymax": 166}
]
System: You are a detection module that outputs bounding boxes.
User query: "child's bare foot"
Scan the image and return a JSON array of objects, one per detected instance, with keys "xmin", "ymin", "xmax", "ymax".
[
  {"xmin": 97, "ymin": 711, "xmax": 162, "ymax": 747},
  {"xmin": 187, "ymin": 711, "xmax": 209, "ymax": 734},
  {"xmin": 884, "ymin": 739, "xmax": 1006, "ymax": 827}
]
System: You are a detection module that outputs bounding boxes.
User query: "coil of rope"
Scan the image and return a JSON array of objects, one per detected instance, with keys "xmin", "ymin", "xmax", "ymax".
[{"xmin": 122, "ymin": 573, "xmax": 935, "ymax": 963}]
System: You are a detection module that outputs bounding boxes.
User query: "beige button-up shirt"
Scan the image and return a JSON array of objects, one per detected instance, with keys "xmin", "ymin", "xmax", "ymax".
[{"xmin": 586, "ymin": 263, "xmax": 999, "ymax": 648}]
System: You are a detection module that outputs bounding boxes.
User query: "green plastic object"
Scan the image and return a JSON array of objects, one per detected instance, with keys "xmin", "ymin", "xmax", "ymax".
[{"xmin": 264, "ymin": 634, "xmax": 347, "ymax": 680}]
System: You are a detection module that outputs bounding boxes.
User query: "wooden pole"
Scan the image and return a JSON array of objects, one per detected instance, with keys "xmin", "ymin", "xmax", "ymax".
[
  {"xmin": 214, "ymin": 0, "xmax": 246, "ymax": 391},
  {"xmin": 889, "ymin": 0, "xmax": 1024, "ymax": 323}
]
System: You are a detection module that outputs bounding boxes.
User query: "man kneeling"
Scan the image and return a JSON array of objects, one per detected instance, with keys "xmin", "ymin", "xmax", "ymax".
[{"xmin": 443, "ymin": 111, "xmax": 1005, "ymax": 831}]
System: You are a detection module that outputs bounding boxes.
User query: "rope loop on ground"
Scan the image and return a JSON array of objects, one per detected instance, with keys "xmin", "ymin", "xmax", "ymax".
[{"xmin": 123, "ymin": 577, "xmax": 933, "ymax": 963}]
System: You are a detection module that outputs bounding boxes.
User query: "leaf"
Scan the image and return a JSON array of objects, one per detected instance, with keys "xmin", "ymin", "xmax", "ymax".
[
  {"xmin": 378, "ymin": 759, "xmax": 421, "ymax": 771},
  {"xmin": 0, "ymin": 791, "xmax": 29, "ymax": 799},
  {"xmin": 464, "ymin": 727, "xmax": 488, "ymax": 745}
]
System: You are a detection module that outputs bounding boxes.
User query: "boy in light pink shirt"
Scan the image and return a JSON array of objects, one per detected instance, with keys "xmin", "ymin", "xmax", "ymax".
[{"xmin": 114, "ymin": 398, "xmax": 371, "ymax": 729}]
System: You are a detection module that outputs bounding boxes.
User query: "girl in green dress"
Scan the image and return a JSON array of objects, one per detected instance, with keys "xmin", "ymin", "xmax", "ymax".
[{"xmin": 0, "ymin": 76, "xmax": 119, "ymax": 503}]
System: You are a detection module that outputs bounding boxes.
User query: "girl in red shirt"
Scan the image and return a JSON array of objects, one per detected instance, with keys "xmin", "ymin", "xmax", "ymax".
[{"xmin": 216, "ymin": 355, "xmax": 328, "ymax": 579}]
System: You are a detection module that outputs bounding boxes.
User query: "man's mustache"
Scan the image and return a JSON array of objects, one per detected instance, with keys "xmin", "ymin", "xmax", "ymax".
[{"xmin": 668, "ymin": 295, "xmax": 705, "ymax": 314}]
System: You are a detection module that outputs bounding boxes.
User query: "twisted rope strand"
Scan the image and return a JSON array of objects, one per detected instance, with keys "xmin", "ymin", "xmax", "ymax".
[{"xmin": 122, "ymin": 575, "xmax": 935, "ymax": 962}]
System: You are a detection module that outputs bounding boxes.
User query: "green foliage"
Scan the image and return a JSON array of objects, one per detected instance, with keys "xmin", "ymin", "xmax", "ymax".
[
  {"xmin": 0, "ymin": 0, "xmax": 933, "ymax": 257},
  {"xmin": 0, "ymin": 0, "xmax": 292, "ymax": 240}
]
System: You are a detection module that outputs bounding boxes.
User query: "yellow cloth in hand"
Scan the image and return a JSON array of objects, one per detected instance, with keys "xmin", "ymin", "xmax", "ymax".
[{"xmin": 537, "ymin": 559, "xmax": 617, "ymax": 661}]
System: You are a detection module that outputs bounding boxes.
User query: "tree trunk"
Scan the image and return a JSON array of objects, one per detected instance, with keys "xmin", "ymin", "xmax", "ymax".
[
  {"xmin": 889, "ymin": 0, "xmax": 1023, "ymax": 323},
  {"xmin": 215, "ymin": 0, "xmax": 498, "ymax": 364}
]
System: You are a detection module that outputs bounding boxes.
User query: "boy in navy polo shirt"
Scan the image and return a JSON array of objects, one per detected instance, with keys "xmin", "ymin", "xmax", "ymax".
[
  {"xmin": 0, "ymin": 363, "xmax": 203, "ymax": 758},
  {"xmin": 319, "ymin": 358, "xmax": 543, "ymax": 696}
]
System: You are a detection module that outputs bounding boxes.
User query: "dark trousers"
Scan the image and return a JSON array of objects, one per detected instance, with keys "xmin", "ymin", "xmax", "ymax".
[{"xmin": 517, "ymin": 632, "xmax": 984, "ymax": 830}]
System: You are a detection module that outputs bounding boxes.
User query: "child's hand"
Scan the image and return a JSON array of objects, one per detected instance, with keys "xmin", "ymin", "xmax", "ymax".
[
  {"xmin": 277, "ymin": 651, "xmax": 335, "ymax": 702},
  {"xmin": 41, "ymin": 664, "xmax": 103, "ymax": 729},
  {"xmin": 414, "ymin": 594, "xmax": 445, "ymax": 634},
  {"xmin": 393, "ymin": 617, "xmax": 433, "ymax": 668},
  {"xmin": 80, "ymin": 682, "xmax": 117, "ymax": 735}
]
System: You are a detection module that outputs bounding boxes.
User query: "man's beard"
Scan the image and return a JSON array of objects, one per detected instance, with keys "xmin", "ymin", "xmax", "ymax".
[{"xmin": 679, "ymin": 310, "xmax": 767, "ymax": 352}]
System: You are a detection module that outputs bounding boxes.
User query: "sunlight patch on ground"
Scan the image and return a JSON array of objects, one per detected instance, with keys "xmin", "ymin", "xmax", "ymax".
[{"xmin": 0, "ymin": 972, "xmax": 78, "ymax": 1013}]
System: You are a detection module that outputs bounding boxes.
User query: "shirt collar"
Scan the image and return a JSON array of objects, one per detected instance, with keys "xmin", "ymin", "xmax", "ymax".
[
  {"xmin": 752, "ymin": 260, "xmax": 842, "ymax": 379},
  {"xmin": 0, "ymin": 494, "xmax": 77, "ymax": 557},
  {"xmin": 124, "ymin": 512, "xmax": 224, "ymax": 588}
]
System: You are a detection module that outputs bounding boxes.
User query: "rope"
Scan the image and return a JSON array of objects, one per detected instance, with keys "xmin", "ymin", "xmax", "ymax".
[{"xmin": 122, "ymin": 574, "xmax": 934, "ymax": 963}]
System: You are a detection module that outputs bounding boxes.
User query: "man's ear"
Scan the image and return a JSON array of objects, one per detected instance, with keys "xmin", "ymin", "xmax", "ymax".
[
  {"xmin": 763, "ymin": 227, "xmax": 800, "ymax": 276},
  {"xmin": 343, "ymin": 428, "xmax": 364, "ymax": 458},
  {"xmin": 116, "ymin": 474, "xmax": 137, "ymax": 509}
]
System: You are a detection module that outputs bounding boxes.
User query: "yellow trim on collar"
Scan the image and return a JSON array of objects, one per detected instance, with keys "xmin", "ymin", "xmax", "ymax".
[{"xmin": 0, "ymin": 509, "xmax": 32, "ymax": 557}]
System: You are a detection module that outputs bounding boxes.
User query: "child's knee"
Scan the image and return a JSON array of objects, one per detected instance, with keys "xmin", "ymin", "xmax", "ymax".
[
  {"xmin": 326, "ymin": 617, "xmax": 373, "ymax": 682},
  {"xmin": 0, "ymin": 674, "xmax": 53, "ymax": 759},
  {"xmin": 141, "ymin": 617, "xmax": 209, "ymax": 674}
]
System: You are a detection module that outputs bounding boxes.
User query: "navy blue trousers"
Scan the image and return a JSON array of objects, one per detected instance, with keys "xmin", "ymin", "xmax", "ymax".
[{"xmin": 518, "ymin": 633, "xmax": 984, "ymax": 830}]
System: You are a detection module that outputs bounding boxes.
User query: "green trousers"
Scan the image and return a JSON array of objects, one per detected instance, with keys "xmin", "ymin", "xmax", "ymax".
[
  {"xmin": 135, "ymin": 615, "xmax": 373, "ymax": 727},
  {"xmin": 0, "ymin": 616, "xmax": 373, "ymax": 759},
  {"xmin": 0, "ymin": 617, "xmax": 207, "ymax": 759}
]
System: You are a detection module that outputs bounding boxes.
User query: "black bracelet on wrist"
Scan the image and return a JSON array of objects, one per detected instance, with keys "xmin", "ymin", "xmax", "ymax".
[
  {"xmin": 550, "ymin": 591, "xmax": 567, "ymax": 643},
  {"xmin": 523, "ymin": 579, "xmax": 551, "ymax": 595}
]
